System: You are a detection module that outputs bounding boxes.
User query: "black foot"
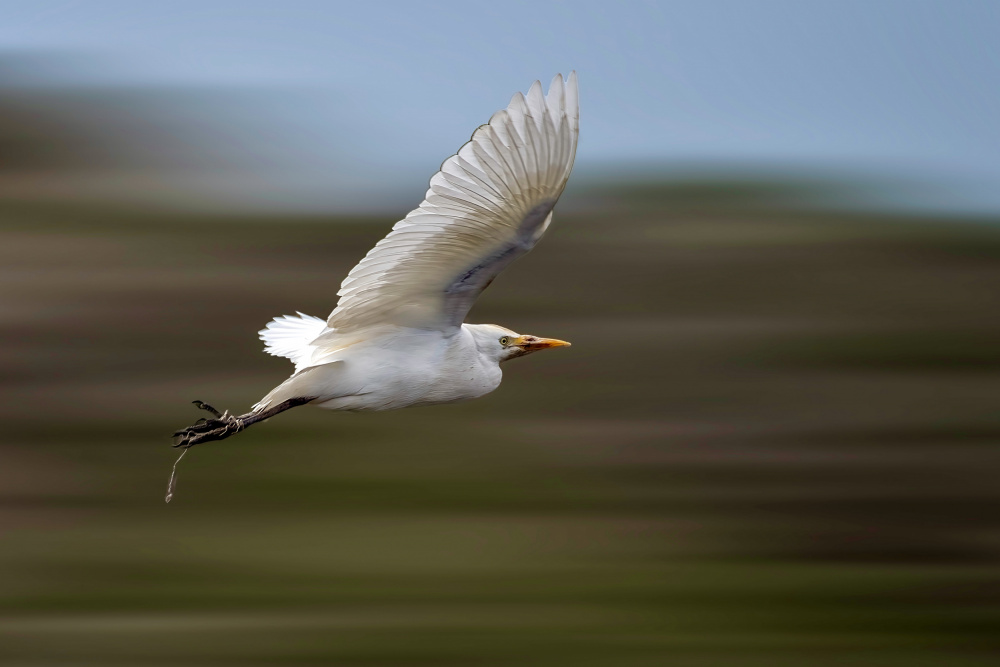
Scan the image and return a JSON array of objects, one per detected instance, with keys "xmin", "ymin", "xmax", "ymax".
[{"xmin": 173, "ymin": 401, "xmax": 245, "ymax": 448}]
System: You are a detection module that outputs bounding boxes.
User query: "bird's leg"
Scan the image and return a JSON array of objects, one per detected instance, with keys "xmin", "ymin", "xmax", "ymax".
[{"xmin": 172, "ymin": 397, "xmax": 314, "ymax": 448}]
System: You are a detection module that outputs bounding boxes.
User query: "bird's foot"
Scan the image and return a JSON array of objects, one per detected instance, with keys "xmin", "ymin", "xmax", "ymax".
[{"xmin": 172, "ymin": 400, "xmax": 245, "ymax": 448}]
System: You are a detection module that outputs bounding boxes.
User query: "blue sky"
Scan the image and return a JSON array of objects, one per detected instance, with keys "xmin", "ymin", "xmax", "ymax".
[{"xmin": 1, "ymin": 0, "xmax": 998, "ymax": 213}]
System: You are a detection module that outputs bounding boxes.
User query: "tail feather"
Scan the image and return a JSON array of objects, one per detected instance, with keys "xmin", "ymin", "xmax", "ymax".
[{"xmin": 259, "ymin": 312, "xmax": 327, "ymax": 370}]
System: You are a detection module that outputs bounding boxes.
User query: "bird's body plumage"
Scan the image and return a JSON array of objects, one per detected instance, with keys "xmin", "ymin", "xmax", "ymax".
[
  {"xmin": 256, "ymin": 324, "xmax": 506, "ymax": 412},
  {"xmin": 173, "ymin": 73, "xmax": 579, "ymax": 449}
]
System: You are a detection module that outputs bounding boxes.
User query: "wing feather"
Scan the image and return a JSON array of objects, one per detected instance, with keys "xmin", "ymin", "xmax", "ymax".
[{"xmin": 327, "ymin": 73, "xmax": 579, "ymax": 332}]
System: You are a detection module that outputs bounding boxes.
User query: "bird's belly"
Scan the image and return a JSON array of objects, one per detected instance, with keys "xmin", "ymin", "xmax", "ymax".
[
  {"xmin": 406, "ymin": 371, "xmax": 500, "ymax": 408},
  {"xmin": 315, "ymin": 361, "xmax": 500, "ymax": 411}
]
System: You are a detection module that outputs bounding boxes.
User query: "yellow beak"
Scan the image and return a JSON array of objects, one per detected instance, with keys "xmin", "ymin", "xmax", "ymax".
[{"xmin": 517, "ymin": 336, "xmax": 572, "ymax": 351}]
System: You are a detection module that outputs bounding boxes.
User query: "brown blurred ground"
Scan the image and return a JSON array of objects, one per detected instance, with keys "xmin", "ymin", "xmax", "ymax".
[{"xmin": 0, "ymin": 185, "xmax": 999, "ymax": 666}]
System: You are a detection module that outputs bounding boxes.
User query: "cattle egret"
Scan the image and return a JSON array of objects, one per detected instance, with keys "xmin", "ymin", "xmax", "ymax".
[{"xmin": 173, "ymin": 73, "xmax": 579, "ymax": 450}]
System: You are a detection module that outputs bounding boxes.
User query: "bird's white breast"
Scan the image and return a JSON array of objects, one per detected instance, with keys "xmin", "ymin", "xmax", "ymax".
[{"xmin": 309, "ymin": 325, "xmax": 502, "ymax": 411}]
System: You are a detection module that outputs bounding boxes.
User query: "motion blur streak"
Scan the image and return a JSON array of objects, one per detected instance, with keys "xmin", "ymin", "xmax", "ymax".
[{"xmin": 1, "ymin": 57, "xmax": 999, "ymax": 666}]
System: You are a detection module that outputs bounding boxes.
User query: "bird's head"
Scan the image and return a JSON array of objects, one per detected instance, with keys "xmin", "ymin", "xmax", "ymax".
[{"xmin": 468, "ymin": 324, "xmax": 571, "ymax": 363}]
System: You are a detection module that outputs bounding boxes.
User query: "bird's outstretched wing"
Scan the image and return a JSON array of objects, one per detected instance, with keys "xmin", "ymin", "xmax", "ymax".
[{"xmin": 327, "ymin": 73, "xmax": 579, "ymax": 333}]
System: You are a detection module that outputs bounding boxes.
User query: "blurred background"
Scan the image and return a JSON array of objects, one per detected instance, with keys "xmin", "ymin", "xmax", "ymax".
[{"xmin": 1, "ymin": 1, "xmax": 999, "ymax": 665}]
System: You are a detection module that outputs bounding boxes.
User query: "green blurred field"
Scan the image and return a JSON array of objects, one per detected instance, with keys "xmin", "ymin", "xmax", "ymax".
[{"xmin": 1, "ymin": 188, "xmax": 999, "ymax": 665}]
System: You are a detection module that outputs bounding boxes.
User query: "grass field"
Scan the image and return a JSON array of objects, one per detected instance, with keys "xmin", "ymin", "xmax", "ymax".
[{"xmin": 1, "ymin": 187, "xmax": 999, "ymax": 665}]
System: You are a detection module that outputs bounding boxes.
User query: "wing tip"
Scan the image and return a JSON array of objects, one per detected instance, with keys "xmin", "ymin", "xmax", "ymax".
[{"xmin": 565, "ymin": 71, "xmax": 579, "ymax": 120}]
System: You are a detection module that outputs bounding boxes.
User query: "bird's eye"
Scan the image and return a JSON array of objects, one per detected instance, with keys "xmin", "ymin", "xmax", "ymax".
[{"xmin": 499, "ymin": 336, "xmax": 510, "ymax": 347}]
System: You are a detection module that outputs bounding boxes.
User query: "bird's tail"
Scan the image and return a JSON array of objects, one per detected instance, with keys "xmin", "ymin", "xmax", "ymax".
[{"xmin": 258, "ymin": 312, "xmax": 327, "ymax": 370}]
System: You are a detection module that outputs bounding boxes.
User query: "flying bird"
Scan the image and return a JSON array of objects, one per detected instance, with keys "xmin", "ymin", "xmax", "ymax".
[{"xmin": 173, "ymin": 73, "xmax": 579, "ymax": 449}]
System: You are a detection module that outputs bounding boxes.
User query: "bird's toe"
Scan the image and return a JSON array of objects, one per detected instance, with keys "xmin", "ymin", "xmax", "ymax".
[
  {"xmin": 192, "ymin": 400, "xmax": 223, "ymax": 418},
  {"xmin": 171, "ymin": 413, "xmax": 244, "ymax": 448}
]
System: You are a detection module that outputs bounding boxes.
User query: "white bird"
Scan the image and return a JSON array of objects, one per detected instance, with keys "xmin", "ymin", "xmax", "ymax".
[{"xmin": 173, "ymin": 73, "xmax": 579, "ymax": 449}]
